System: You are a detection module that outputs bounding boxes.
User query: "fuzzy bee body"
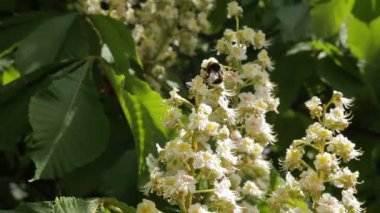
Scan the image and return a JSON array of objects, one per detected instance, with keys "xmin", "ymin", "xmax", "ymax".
[
  {"xmin": 100, "ymin": 1, "xmax": 110, "ymax": 10},
  {"xmin": 205, "ymin": 62, "xmax": 224, "ymax": 86}
]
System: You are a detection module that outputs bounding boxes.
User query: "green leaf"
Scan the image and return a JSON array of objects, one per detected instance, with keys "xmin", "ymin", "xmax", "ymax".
[
  {"xmin": 90, "ymin": 15, "xmax": 141, "ymax": 74},
  {"xmin": 28, "ymin": 60, "xmax": 109, "ymax": 180},
  {"xmin": 101, "ymin": 62, "xmax": 170, "ymax": 184},
  {"xmin": 347, "ymin": 15, "xmax": 380, "ymax": 65},
  {"xmin": 312, "ymin": 40, "xmax": 365, "ymax": 80},
  {"xmin": 316, "ymin": 57, "xmax": 365, "ymax": 96},
  {"xmin": 15, "ymin": 13, "xmax": 75, "ymax": 73},
  {"xmin": 103, "ymin": 198, "xmax": 136, "ymax": 213},
  {"xmin": 13, "ymin": 197, "xmax": 135, "ymax": 213},
  {"xmin": 269, "ymin": 168, "xmax": 284, "ymax": 192},
  {"xmin": 15, "ymin": 202, "xmax": 53, "ymax": 213},
  {"xmin": 15, "ymin": 13, "xmax": 98, "ymax": 74},
  {"xmin": 0, "ymin": 12, "xmax": 53, "ymax": 52},
  {"xmin": 59, "ymin": 91, "xmax": 132, "ymax": 196},
  {"xmin": 15, "ymin": 197, "xmax": 104, "ymax": 213},
  {"xmin": 53, "ymin": 197, "xmax": 104, "ymax": 213},
  {"xmin": 352, "ymin": 0, "xmax": 380, "ymax": 23},
  {"xmin": 0, "ymin": 61, "xmax": 79, "ymax": 151},
  {"xmin": 276, "ymin": 3, "xmax": 312, "ymax": 42},
  {"xmin": 0, "ymin": 57, "xmax": 12, "ymax": 70},
  {"xmin": 123, "ymin": 78, "xmax": 172, "ymax": 183},
  {"xmin": 310, "ymin": 0, "xmax": 355, "ymax": 38},
  {"xmin": 2, "ymin": 67, "xmax": 20, "ymax": 85}
]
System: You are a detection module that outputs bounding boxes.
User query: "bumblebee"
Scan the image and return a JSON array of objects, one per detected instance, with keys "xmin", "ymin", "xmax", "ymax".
[
  {"xmin": 204, "ymin": 61, "xmax": 224, "ymax": 86},
  {"xmin": 100, "ymin": 1, "xmax": 110, "ymax": 10}
]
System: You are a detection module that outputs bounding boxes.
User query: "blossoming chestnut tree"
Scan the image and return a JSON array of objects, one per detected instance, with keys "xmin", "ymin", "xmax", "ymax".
[
  {"xmin": 0, "ymin": 0, "xmax": 370, "ymax": 212},
  {"xmin": 131, "ymin": 2, "xmax": 363, "ymax": 212}
]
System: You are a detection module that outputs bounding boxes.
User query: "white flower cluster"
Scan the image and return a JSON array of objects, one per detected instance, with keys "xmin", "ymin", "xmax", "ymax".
[
  {"xmin": 216, "ymin": 28, "xmax": 271, "ymax": 63},
  {"xmin": 82, "ymin": 0, "xmax": 215, "ymax": 88},
  {"xmin": 137, "ymin": 2, "xmax": 279, "ymax": 212},
  {"xmin": 270, "ymin": 91, "xmax": 364, "ymax": 212}
]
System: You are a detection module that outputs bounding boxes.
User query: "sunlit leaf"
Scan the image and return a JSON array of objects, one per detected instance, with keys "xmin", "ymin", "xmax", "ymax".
[
  {"xmin": 2, "ymin": 67, "xmax": 20, "ymax": 85},
  {"xmin": 310, "ymin": 0, "xmax": 355, "ymax": 38},
  {"xmin": 347, "ymin": 15, "xmax": 380, "ymax": 65},
  {"xmin": 101, "ymin": 62, "xmax": 170, "ymax": 184}
]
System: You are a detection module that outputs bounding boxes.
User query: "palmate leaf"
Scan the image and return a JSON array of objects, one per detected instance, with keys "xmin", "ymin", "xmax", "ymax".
[
  {"xmin": 90, "ymin": 15, "xmax": 141, "ymax": 74},
  {"xmin": 347, "ymin": 16, "xmax": 380, "ymax": 103},
  {"xmin": 91, "ymin": 15, "xmax": 169, "ymax": 183},
  {"xmin": 28, "ymin": 60, "xmax": 109, "ymax": 180},
  {"xmin": 16, "ymin": 198, "xmax": 100, "ymax": 213},
  {"xmin": 0, "ymin": 11, "xmax": 54, "ymax": 52},
  {"xmin": 14, "ymin": 197, "xmax": 136, "ymax": 213},
  {"xmin": 59, "ymin": 93, "xmax": 133, "ymax": 197},
  {"xmin": 352, "ymin": 0, "xmax": 380, "ymax": 24},
  {"xmin": 101, "ymin": 62, "xmax": 171, "ymax": 184},
  {"xmin": 316, "ymin": 57, "xmax": 366, "ymax": 96},
  {"xmin": 0, "ymin": 61, "xmax": 80, "ymax": 151},
  {"xmin": 15, "ymin": 13, "xmax": 75, "ymax": 73},
  {"xmin": 347, "ymin": 15, "xmax": 380, "ymax": 65},
  {"xmin": 15, "ymin": 13, "xmax": 99, "ymax": 74},
  {"xmin": 310, "ymin": 0, "xmax": 355, "ymax": 38}
]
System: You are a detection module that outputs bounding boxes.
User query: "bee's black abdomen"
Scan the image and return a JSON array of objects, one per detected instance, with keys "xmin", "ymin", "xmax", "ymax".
[
  {"xmin": 205, "ymin": 62, "xmax": 224, "ymax": 85},
  {"xmin": 100, "ymin": 1, "xmax": 110, "ymax": 10},
  {"xmin": 206, "ymin": 63, "xmax": 221, "ymax": 74},
  {"xmin": 212, "ymin": 78, "xmax": 223, "ymax": 84}
]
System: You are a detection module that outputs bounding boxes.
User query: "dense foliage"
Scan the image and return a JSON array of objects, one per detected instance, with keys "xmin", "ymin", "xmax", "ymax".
[{"xmin": 0, "ymin": 0, "xmax": 380, "ymax": 212}]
